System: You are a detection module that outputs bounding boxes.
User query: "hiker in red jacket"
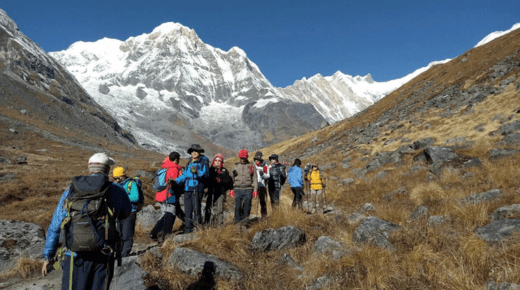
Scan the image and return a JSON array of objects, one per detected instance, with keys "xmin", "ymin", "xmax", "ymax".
[{"xmin": 149, "ymin": 152, "xmax": 184, "ymax": 241}]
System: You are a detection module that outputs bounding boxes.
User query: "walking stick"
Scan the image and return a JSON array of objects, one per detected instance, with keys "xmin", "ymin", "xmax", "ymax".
[{"xmin": 323, "ymin": 177, "xmax": 328, "ymax": 213}]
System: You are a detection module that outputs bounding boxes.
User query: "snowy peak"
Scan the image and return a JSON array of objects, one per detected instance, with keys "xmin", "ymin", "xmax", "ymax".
[{"xmin": 475, "ymin": 23, "xmax": 520, "ymax": 48}]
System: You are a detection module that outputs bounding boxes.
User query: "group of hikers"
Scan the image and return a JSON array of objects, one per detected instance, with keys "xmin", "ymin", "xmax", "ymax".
[{"xmin": 40, "ymin": 144, "xmax": 327, "ymax": 290}]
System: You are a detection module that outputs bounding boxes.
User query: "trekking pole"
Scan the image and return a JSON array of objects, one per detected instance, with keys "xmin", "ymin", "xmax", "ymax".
[{"xmin": 323, "ymin": 178, "xmax": 328, "ymax": 213}]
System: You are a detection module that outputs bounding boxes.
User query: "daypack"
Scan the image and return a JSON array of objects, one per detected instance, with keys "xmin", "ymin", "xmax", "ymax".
[
  {"xmin": 152, "ymin": 168, "xmax": 168, "ymax": 191},
  {"xmin": 61, "ymin": 175, "xmax": 117, "ymax": 254},
  {"xmin": 123, "ymin": 177, "xmax": 145, "ymax": 211}
]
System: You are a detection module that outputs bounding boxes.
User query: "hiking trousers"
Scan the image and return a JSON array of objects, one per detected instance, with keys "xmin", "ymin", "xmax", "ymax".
[
  {"xmin": 257, "ymin": 187, "xmax": 268, "ymax": 217},
  {"xmin": 291, "ymin": 187, "xmax": 304, "ymax": 209},
  {"xmin": 150, "ymin": 201, "xmax": 177, "ymax": 238},
  {"xmin": 268, "ymin": 186, "xmax": 281, "ymax": 207},
  {"xmin": 310, "ymin": 189, "xmax": 323, "ymax": 211},
  {"xmin": 184, "ymin": 191, "xmax": 200, "ymax": 233},
  {"xmin": 117, "ymin": 213, "xmax": 136, "ymax": 258},
  {"xmin": 234, "ymin": 189, "xmax": 252, "ymax": 223},
  {"xmin": 205, "ymin": 189, "xmax": 225, "ymax": 226},
  {"xmin": 62, "ymin": 252, "xmax": 114, "ymax": 290}
]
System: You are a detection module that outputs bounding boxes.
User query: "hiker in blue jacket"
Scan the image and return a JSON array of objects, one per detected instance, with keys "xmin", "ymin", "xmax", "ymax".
[
  {"xmin": 175, "ymin": 144, "xmax": 209, "ymax": 234},
  {"xmin": 288, "ymin": 158, "xmax": 304, "ymax": 209},
  {"xmin": 41, "ymin": 153, "xmax": 131, "ymax": 290}
]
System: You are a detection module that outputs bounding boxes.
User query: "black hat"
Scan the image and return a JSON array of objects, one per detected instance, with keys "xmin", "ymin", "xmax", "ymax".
[
  {"xmin": 187, "ymin": 144, "xmax": 205, "ymax": 154},
  {"xmin": 268, "ymin": 154, "xmax": 278, "ymax": 161},
  {"xmin": 253, "ymin": 151, "xmax": 263, "ymax": 161}
]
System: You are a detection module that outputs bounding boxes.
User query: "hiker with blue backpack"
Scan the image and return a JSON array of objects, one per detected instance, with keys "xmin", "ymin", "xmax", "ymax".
[
  {"xmin": 149, "ymin": 152, "xmax": 184, "ymax": 241},
  {"xmin": 41, "ymin": 153, "xmax": 132, "ymax": 290},
  {"xmin": 112, "ymin": 167, "xmax": 144, "ymax": 257},
  {"xmin": 175, "ymin": 144, "xmax": 209, "ymax": 234},
  {"xmin": 288, "ymin": 158, "xmax": 304, "ymax": 209}
]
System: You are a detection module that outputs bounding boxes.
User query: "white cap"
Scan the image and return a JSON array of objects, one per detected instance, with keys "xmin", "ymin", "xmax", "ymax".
[{"xmin": 88, "ymin": 153, "xmax": 115, "ymax": 166}]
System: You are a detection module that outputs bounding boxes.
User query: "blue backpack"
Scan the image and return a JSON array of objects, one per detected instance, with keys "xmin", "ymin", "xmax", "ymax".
[
  {"xmin": 124, "ymin": 177, "xmax": 144, "ymax": 205},
  {"xmin": 152, "ymin": 168, "xmax": 168, "ymax": 191}
]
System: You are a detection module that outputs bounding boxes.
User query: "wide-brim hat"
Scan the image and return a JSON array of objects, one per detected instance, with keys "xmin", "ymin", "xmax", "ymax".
[
  {"xmin": 187, "ymin": 144, "xmax": 205, "ymax": 154},
  {"xmin": 268, "ymin": 154, "xmax": 278, "ymax": 160},
  {"xmin": 253, "ymin": 151, "xmax": 263, "ymax": 161}
]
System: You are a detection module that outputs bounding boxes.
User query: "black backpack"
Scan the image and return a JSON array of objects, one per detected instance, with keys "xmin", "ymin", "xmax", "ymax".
[{"xmin": 61, "ymin": 175, "xmax": 118, "ymax": 254}]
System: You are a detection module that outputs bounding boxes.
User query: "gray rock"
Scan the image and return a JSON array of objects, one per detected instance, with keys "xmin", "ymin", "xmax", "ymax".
[
  {"xmin": 427, "ymin": 216, "xmax": 446, "ymax": 227},
  {"xmin": 487, "ymin": 279, "xmax": 520, "ymax": 290},
  {"xmin": 0, "ymin": 173, "xmax": 15, "ymax": 183},
  {"xmin": 463, "ymin": 172, "xmax": 475, "ymax": 179},
  {"xmin": 15, "ymin": 155, "xmax": 27, "ymax": 164},
  {"xmin": 110, "ymin": 256, "xmax": 147, "ymax": 290},
  {"xmin": 365, "ymin": 159, "xmax": 382, "ymax": 172},
  {"xmin": 307, "ymin": 276, "xmax": 332, "ymax": 290},
  {"xmin": 341, "ymin": 178, "xmax": 354, "ymax": 186},
  {"xmin": 491, "ymin": 204, "xmax": 520, "ymax": 221},
  {"xmin": 320, "ymin": 162, "xmax": 336, "ymax": 170},
  {"xmin": 251, "ymin": 226, "xmax": 305, "ymax": 252},
  {"xmin": 134, "ymin": 169, "xmax": 155, "ymax": 179},
  {"xmin": 424, "ymin": 146, "xmax": 459, "ymax": 164},
  {"xmin": 350, "ymin": 168, "xmax": 367, "ymax": 178},
  {"xmin": 461, "ymin": 189, "xmax": 503, "ymax": 204},
  {"xmin": 0, "ymin": 156, "xmax": 10, "ymax": 164},
  {"xmin": 476, "ymin": 219, "xmax": 520, "ymax": 243},
  {"xmin": 169, "ymin": 247, "xmax": 242, "ymax": 280},
  {"xmin": 411, "ymin": 206, "xmax": 429, "ymax": 220},
  {"xmin": 346, "ymin": 213, "xmax": 365, "ymax": 225},
  {"xmin": 314, "ymin": 236, "xmax": 345, "ymax": 255},
  {"xmin": 98, "ymin": 84, "xmax": 110, "ymax": 94},
  {"xmin": 136, "ymin": 205, "xmax": 162, "ymax": 229},
  {"xmin": 0, "ymin": 220, "xmax": 46, "ymax": 273},
  {"xmin": 172, "ymin": 233, "xmax": 198, "ymax": 244},
  {"xmin": 413, "ymin": 138, "xmax": 435, "ymax": 150},
  {"xmin": 382, "ymin": 188, "xmax": 406, "ymax": 201},
  {"xmin": 500, "ymin": 133, "xmax": 520, "ymax": 145},
  {"xmin": 353, "ymin": 216, "xmax": 400, "ymax": 250},
  {"xmin": 375, "ymin": 170, "xmax": 388, "ymax": 179},
  {"xmin": 277, "ymin": 253, "xmax": 303, "ymax": 272},
  {"xmin": 360, "ymin": 203, "xmax": 376, "ymax": 213},
  {"xmin": 489, "ymin": 148, "xmax": 519, "ymax": 161}
]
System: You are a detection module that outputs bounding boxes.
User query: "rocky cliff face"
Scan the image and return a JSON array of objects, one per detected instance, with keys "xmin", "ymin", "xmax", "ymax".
[
  {"xmin": 49, "ymin": 22, "xmax": 325, "ymax": 153},
  {"xmin": 0, "ymin": 9, "xmax": 136, "ymax": 146}
]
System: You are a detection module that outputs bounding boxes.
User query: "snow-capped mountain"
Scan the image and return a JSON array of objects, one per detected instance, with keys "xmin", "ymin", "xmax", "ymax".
[
  {"xmin": 50, "ymin": 23, "xmax": 325, "ymax": 154},
  {"xmin": 276, "ymin": 60, "xmax": 450, "ymax": 123}
]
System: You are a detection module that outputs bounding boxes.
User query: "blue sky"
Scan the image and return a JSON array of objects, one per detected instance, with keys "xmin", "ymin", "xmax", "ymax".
[{"xmin": 1, "ymin": 0, "xmax": 519, "ymax": 87}]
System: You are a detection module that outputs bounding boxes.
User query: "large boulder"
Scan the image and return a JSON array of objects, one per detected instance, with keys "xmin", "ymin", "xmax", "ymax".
[
  {"xmin": 110, "ymin": 256, "xmax": 147, "ymax": 290},
  {"xmin": 136, "ymin": 205, "xmax": 162, "ymax": 229},
  {"xmin": 314, "ymin": 236, "xmax": 345, "ymax": 255},
  {"xmin": 352, "ymin": 217, "xmax": 400, "ymax": 251},
  {"xmin": 476, "ymin": 219, "xmax": 520, "ymax": 242},
  {"xmin": 0, "ymin": 220, "xmax": 46, "ymax": 273},
  {"xmin": 168, "ymin": 247, "xmax": 242, "ymax": 280},
  {"xmin": 491, "ymin": 204, "xmax": 520, "ymax": 221},
  {"xmin": 251, "ymin": 226, "xmax": 305, "ymax": 252},
  {"xmin": 487, "ymin": 279, "xmax": 520, "ymax": 290},
  {"xmin": 461, "ymin": 189, "xmax": 503, "ymax": 204}
]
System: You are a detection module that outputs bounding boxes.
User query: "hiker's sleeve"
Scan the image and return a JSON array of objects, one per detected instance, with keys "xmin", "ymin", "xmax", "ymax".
[
  {"xmin": 128, "ymin": 181, "xmax": 140, "ymax": 203},
  {"xmin": 253, "ymin": 167, "xmax": 258, "ymax": 191},
  {"xmin": 109, "ymin": 183, "xmax": 132, "ymax": 219},
  {"xmin": 298, "ymin": 169, "xmax": 304, "ymax": 187},
  {"xmin": 175, "ymin": 171, "xmax": 187, "ymax": 184},
  {"xmin": 197, "ymin": 161, "xmax": 208, "ymax": 179},
  {"xmin": 43, "ymin": 190, "xmax": 68, "ymax": 260}
]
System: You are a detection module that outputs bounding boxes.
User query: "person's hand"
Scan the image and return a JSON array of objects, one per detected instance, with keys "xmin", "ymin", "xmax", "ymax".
[
  {"xmin": 322, "ymin": 184, "xmax": 326, "ymax": 188},
  {"xmin": 252, "ymin": 191, "xmax": 258, "ymax": 198},
  {"xmin": 229, "ymin": 190, "xmax": 235, "ymax": 198},
  {"xmin": 42, "ymin": 260, "xmax": 50, "ymax": 277},
  {"xmin": 190, "ymin": 166, "xmax": 198, "ymax": 174}
]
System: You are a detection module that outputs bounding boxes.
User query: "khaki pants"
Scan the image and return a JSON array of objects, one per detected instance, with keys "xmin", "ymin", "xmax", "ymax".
[{"xmin": 310, "ymin": 189, "xmax": 323, "ymax": 211}]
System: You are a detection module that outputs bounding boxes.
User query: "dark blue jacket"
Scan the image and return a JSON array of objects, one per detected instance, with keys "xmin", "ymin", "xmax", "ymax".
[{"xmin": 43, "ymin": 175, "xmax": 132, "ymax": 260}]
